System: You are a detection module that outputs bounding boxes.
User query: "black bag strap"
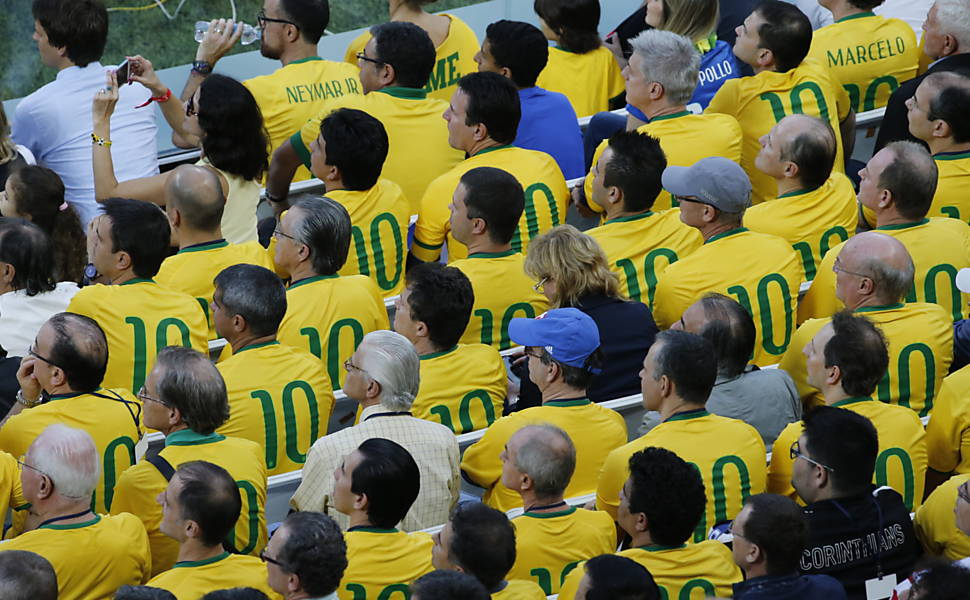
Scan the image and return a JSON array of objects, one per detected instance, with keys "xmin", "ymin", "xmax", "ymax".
[{"xmin": 146, "ymin": 453, "xmax": 175, "ymax": 481}]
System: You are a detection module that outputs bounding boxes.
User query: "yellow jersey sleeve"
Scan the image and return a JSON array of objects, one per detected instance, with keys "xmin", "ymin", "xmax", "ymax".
[
  {"xmin": 0, "ymin": 451, "xmax": 26, "ymax": 518},
  {"xmin": 767, "ymin": 420, "xmax": 803, "ymax": 500},
  {"xmin": 461, "ymin": 412, "xmax": 521, "ymax": 493},
  {"xmin": 412, "ymin": 168, "xmax": 460, "ymax": 262},
  {"xmin": 413, "ymin": 344, "xmax": 508, "ymax": 434},
  {"xmin": 777, "ymin": 318, "xmax": 828, "ymax": 405},
  {"xmin": 926, "ymin": 366, "xmax": 970, "ymax": 474},
  {"xmin": 914, "ymin": 473, "xmax": 970, "ymax": 560},
  {"xmin": 797, "ymin": 242, "xmax": 845, "ymax": 324},
  {"xmin": 931, "ymin": 151, "xmax": 970, "ymax": 222},
  {"xmin": 344, "ymin": 31, "xmax": 370, "ymax": 65}
]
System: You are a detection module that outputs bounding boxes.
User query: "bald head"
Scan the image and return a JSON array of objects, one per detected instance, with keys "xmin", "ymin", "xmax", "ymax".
[
  {"xmin": 166, "ymin": 165, "xmax": 226, "ymax": 232},
  {"xmin": 777, "ymin": 114, "xmax": 837, "ymax": 189},
  {"xmin": 510, "ymin": 425, "xmax": 576, "ymax": 498},
  {"xmin": 839, "ymin": 232, "xmax": 915, "ymax": 304}
]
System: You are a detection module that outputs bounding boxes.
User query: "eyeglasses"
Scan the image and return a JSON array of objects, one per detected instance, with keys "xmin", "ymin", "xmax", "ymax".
[
  {"xmin": 28, "ymin": 345, "xmax": 61, "ymax": 370},
  {"xmin": 137, "ymin": 386, "xmax": 173, "ymax": 408},
  {"xmin": 673, "ymin": 195, "xmax": 715, "ymax": 208},
  {"xmin": 533, "ymin": 276, "xmax": 548, "ymax": 293},
  {"xmin": 727, "ymin": 520, "xmax": 748, "ymax": 541},
  {"xmin": 524, "ymin": 347, "xmax": 545, "ymax": 361},
  {"xmin": 790, "ymin": 440, "xmax": 836, "ymax": 473},
  {"xmin": 17, "ymin": 455, "xmax": 51, "ymax": 479},
  {"xmin": 273, "ymin": 226, "xmax": 298, "ymax": 242},
  {"xmin": 185, "ymin": 95, "xmax": 198, "ymax": 118},
  {"xmin": 259, "ymin": 548, "xmax": 289, "ymax": 570},
  {"xmin": 344, "ymin": 358, "xmax": 368, "ymax": 375},
  {"xmin": 832, "ymin": 258, "xmax": 873, "ymax": 281},
  {"xmin": 257, "ymin": 9, "xmax": 298, "ymax": 29},
  {"xmin": 355, "ymin": 51, "xmax": 385, "ymax": 66}
]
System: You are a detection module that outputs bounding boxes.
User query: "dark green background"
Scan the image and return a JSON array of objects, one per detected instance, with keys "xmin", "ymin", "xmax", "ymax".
[{"xmin": 1, "ymin": 0, "xmax": 483, "ymax": 101}]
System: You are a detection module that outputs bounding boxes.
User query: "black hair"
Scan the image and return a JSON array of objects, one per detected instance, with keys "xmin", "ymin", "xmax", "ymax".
[
  {"xmin": 199, "ymin": 590, "xmax": 270, "ymax": 600},
  {"xmin": 213, "ymin": 264, "xmax": 287, "ymax": 338},
  {"xmin": 276, "ymin": 512, "xmax": 348, "ymax": 596},
  {"xmin": 697, "ymin": 293, "xmax": 756, "ymax": 378},
  {"xmin": 175, "ymin": 460, "xmax": 242, "ymax": 547},
  {"xmin": 910, "ymin": 562, "xmax": 970, "ymax": 600},
  {"xmin": 928, "ymin": 83, "xmax": 970, "ymax": 144},
  {"xmin": 32, "ymin": 0, "xmax": 107, "ymax": 67},
  {"xmin": 847, "ymin": 0, "xmax": 885, "ymax": 10},
  {"xmin": 627, "ymin": 446, "xmax": 706, "ymax": 546},
  {"xmin": 879, "ymin": 141, "xmax": 938, "ymax": 220},
  {"xmin": 47, "ymin": 312, "xmax": 108, "ymax": 392},
  {"xmin": 583, "ymin": 554, "xmax": 661, "ymax": 600},
  {"xmin": 320, "ymin": 108, "xmax": 389, "ymax": 191},
  {"xmin": 198, "ymin": 74, "xmax": 269, "ymax": 182},
  {"xmin": 5, "ymin": 166, "xmax": 85, "ymax": 283},
  {"xmin": 404, "ymin": 262, "xmax": 473, "ymax": 349},
  {"xmin": 291, "ymin": 197, "xmax": 352, "ymax": 275},
  {"xmin": 602, "ymin": 131, "xmax": 666, "ymax": 213},
  {"xmin": 754, "ymin": 1, "xmax": 812, "ymax": 72},
  {"xmin": 533, "ymin": 0, "xmax": 602, "ymax": 54},
  {"xmin": 780, "ymin": 118, "xmax": 837, "ymax": 190},
  {"xmin": 484, "ymin": 20, "xmax": 550, "ymax": 88},
  {"xmin": 155, "ymin": 346, "xmax": 230, "ymax": 434},
  {"xmin": 412, "ymin": 570, "xmax": 490, "ymax": 600},
  {"xmin": 115, "ymin": 587, "xmax": 177, "ymax": 600},
  {"xmin": 457, "ymin": 72, "xmax": 522, "ymax": 145},
  {"xmin": 802, "ymin": 406, "xmax": 879, "ymax": 496},
  {"xmin": 650, "ymin": 330, "xmax": 717, "ymax": 405},
  {"xmin": 448, "ymin": 502, "xmax": 516, "ymax": 590},
  {"xmin": 0, "ymin": 550, "xmax": 58, "ymax": 600},
  {"xmin": 279, "ymin": 0, "xmax": 330, "ymax": 44},
  {"xmin": 370, "ymin": 21, "xmax": 437, "ymax": 89},
  {"xmin": 352, "ymin": 438, "xmax": 420, "ymax": 529},
  {"xmin": 824, "ymin": 310, "xmax": 889, "ymax": 398},
  {"xmin": 741, "ymin": 493, "xmax": 808, "ymax": 575},
  {"xmin": 537, "ymin": 347, "xmax": 604, "ymax": 390},
  {"xmin": 459, "ymin": 167, "xmax": 524, "ymax": 245},
  {"xmin": 100, "ymin": 198, "xmax": 171, "ymax": 279},
  {"xmin": 0, "ymin": 219, "xmax": 56, "ymax": 296}
]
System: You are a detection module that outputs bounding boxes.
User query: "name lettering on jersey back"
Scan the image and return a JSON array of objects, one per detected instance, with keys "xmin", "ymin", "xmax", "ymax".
[
  {"xmin": 826, "ymin": 37, "xmax": 907, "ymax": 67},
  {"xmin": 800, "ymin": 523, "xmax": 907, "ymax": 570},
  {"xmin": 698, "ymin": 59, "xmax": 734, "ymax": 86},
  {"xmin": 425, "ymin": 52, "xmax": 461, "ymax": 93},
  {"xmin": 286, "ymin": 77, "xmax": 361, "ymax": 104}
]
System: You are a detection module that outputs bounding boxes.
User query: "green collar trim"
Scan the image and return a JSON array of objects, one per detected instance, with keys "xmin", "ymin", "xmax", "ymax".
[
  {"xmin": 934, "ymin": 150, "xmax": 970, "ymax": 161},
  {"xmin": 523, "ymin": 506, "xmax": 576, "ymax": 519},
  {"xmin": 664, "ymin": 409, "xmax": 709, "ymax": 423},
  {"xmin": 377, "ymin": 86, "xmax": 428, "ymax": 100},
  {"xmin": 854, "ymin": 303, "xmax": 904, "ymax": 313},
  {"xmin": 777, "ymin": 186, "xmax": 819, "ymax": 199},
  {"xmin": 473, "ymin": 144, "xmax": 514, "ymax": 157},
  {"xmin": 40, "ymin": 514, "xmax": 101, "ymax": 530},
  {"xmin": 604, "ymin": 211, "xmax": 654, "ymax": 225},
  {"xmin": 49, "ymin": 388, "xmax": 102, "ymax": 401},
  {"xmin": 649, "ymin": 110, "xmax": 691, "ymax": 123},
  {"xmin": 831, "ymin": 396, "xmax": 874, "ymax": 408},
  {"xmin": 165, "ymin": 430, "xmax": 226, "ymax": 447},
  {"xmin": 639, "ymin": 543, "xmax": 688, "ymax": 552},
  {"xmin": 836, "ymin": 11, "xmax": 876, "ymax": 23},
  {"xmin": 289, "ymin": 274, "xmax": 339, "ymax": 289},
  {"xmin": 120, "ymin": 278, "xmax": 155, "ymax": 286},
  {"xmin": 553, "ymin": 44, "xmax": 582, "ymax": 54},
  {"xmin": 544, "ymin": 398, "xmax": 591, "ymax": 408},
  {"xmin": 468, "ymin": 250, "xmax": 516, "ymax": 259},
  {"xmin": 876, "ymin": 219, "xmax": 929, "ymax": 231},
  {"xmin": 705, "ymin": 227, "xmax": 748, "ymax": 244},
  {"xmin": 174, "ymin": 552, "xmax": 231, "ymax": 568},
  {"xmin": 347, "ymin": 527, "xmax": 399, "ymax": 534},
  {"xmin": 178, "ymin": 240, "xmax": 229, "ymax": 254},
  {"xmin": 420, "ymin": 346, "xmax": 459, "ymax": 361},
  {"xmin": 236, "ymin": 340, "xmax": 280, "ymax": 354}
]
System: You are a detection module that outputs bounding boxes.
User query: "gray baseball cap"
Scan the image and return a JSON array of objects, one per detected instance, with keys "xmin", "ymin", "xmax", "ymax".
[{"xmin": 661, "ymin": 156, "xmax": 752, "ymax": 213}]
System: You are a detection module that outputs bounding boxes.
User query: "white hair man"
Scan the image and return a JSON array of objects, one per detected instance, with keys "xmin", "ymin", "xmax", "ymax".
[
  {"xmin": 0, "ymin": 424, "xmax": 151, "ymax": 598},
  {"xmin": 291, "ymin": 330, "xmax": 460, "ymax": 531}
]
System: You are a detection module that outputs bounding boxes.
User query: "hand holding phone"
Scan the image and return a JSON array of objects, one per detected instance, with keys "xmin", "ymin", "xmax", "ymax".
[{"xmin": 115, "ymin": 59, "xmax": 130, "ymax": 85}]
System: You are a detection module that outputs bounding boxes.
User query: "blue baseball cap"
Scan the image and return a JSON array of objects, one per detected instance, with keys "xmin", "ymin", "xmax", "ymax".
[{"xmin": 509, "ymin": 308, "xmax": 601, "ymax": 371}]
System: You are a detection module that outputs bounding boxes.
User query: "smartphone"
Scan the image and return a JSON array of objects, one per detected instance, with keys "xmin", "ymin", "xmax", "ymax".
[{"xmin": 115, "ymin": 59, "xmax": 130, "ymax": 85}]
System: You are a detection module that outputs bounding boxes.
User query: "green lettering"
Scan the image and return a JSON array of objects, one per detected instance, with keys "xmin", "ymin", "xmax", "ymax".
[
  {"xmin": 863, "ymin": 76, "xmax": 899, "ymax": 111},
  {"xmin": 511, "ymin": 183, "xmax": 559, "ymax": 253},
  {"xmin": 286, "ymin": 87, "xmax": 299, "ymax": 104},
  {"xmin": 327, "ymin": 319, "xmax": 365, "ymax": 390},
  {"xmin": 102, "ymin": 436, "xmax": 136, "ymax": 511},
  {"xmin": 500, "ymin": 303, "xmax": 537, "ymax": 350},
  {"xmin": 425, "ymin": 58, "xmax": 447, "ymax": 93},
  {"xmin": 446, "ymin": 52, "xmax": 461, "ymax": 86},
  {"xmin": 679, "ymin": 579, "xmax": 717, "ymax": 600},
  {"xmin": 875, "ymin": 447, "xmax": 916, "ymax": 510},
  {"xmin": 252, "ymin": 389, "xmax": 278, "ymax": 469},
  {"xmin": 283, "ymin": 380, "xmax": 319, "ymax": 464},
  {"xmin": 924, "ymin": 263, "xmax": 962, "ymax": 321},
  {"xmin": 230, "ymin": 480, "xmax": 260, "ymax": 555},
  {"xmin": 826, "ymin": 48, "xmax": 844, "ymax": 67}
]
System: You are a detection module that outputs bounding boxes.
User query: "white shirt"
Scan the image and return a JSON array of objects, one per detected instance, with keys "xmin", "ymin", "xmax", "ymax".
[
  {"xmin": 11, "ymin": 62, "xmax": 159, "ymax": 226},
  {"xmin": 784, "ymin": 0, "xmax": 834, "ymax": 30},
  {"xmin": 875, "ymin": 0, "xmax": 934, "ymax": 39},
  {"xmin": 0, "ymin": 282, "xmax": 80, "ymax": 357}
]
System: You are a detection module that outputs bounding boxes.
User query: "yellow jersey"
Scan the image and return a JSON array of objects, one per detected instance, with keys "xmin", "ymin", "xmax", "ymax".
[
  {"xmin": 798, "ymin": 218, "xmax": 970, "ymax": 323},
  {"xmin": 914, "ymin": 473, "xmax": 970, "ymax": 561},
  {"xmin": 586, "ymin": 210, "xmax": 703, "ymax": 305},
  {"xmin": 652, "ymin": 228, "xmax": 805, "ymax": 366},
  {"xmin": 0, "ymin": 388, "xmax": 142, "ymax": 513},
  {"xmin": 110, "ymin": 430, "xmax": 268, "ymax": 576},
  {"xmin": 0, "ymin": 452, "xmax": 26, "ymax": 522},
  {"xmin": 492, "ymin": 579, "xmax": 548, "ymax": 600},
  {"xmin": 0, "ymin": 513, "xmax": 151, "ymax": 600},
  {"xmin": 277, "ymin": 274, "xmax": 390, "ymax": 391},
  {"xmin": 706, "ymin": 59, "xmax": 851, "ymax": 205},
  {"xmin": 451, "ymin": 251, "xmax": 550, "ymax": 349},
  {"xmin": 327, "ymin": 181, "xmax": 411, "ymax": 297},
  {"xmin": 557, "ymin": 542, "xmax": 742, "ymax": 600},
  {"xmin": 343, "ymin": 14, "xmax": 479, "ymax": 103},
  {"xmin": 412, "ymin": 145, "xmax": 569, "ymax": 263},
  {"xmin": 155, "ymin": 239, "xmax": 274, "ymax": 339},
  {"xmin": 931, "ymin": 150, "xmax": 970, "ymax": 223},
  {"xmin": 147, "ymin": 552, "xmax": 279, "ymax": 600},
  {"xmin": 339, "ymin": 528, "xmax": 434, "ymax": 600},
  {"xmin": 462, "ymin": 398, "xmax": 627, "ymax": 512},
  {"xmin": 414, "ymin": 344, "xmax": 507, "ymax": 434},
  {"xmin": 294, "ymin": 88, "xmax": 464, "ymax": 212},
  {"xmin": 597, "ymin": 410, "xmax": 766, "ymax": 542},
  {"xmin": 584, "ymin": 111, "xmax": 743, "ymax": 212},
  {"xmin": 807, "ymin": 13, "xmax": 918, "ymax": 111},
  {"xmin": 768, "ymin": 397, "xmax": 928, "ymax": 510},
  {"xmin": 925, "ymin": 365, "xmax": 970, "ymax": 474},
  {"xmin": 245, "ymin": 57, "xmax": 362, "ymax": 182},
  {"xmin": 66, "ymin": 279, "xmax": 209, "ymax": 393},
  {"xmin": 744, "ymin": 174, "xmax": 858, "ymax": 281},
  {"xmin": 508, "ymin": 506, "xmax": 616, "ymax": 595},
  {"xmin": 780, "ymin": 303, "xmax": 953, "ymax": 417},
  {"xmin": 536, "ymin": 46, "xmax": 625, "ymax": 118},
  {"xmin": 216, "ymin": 341, "xmax": 335, "ymax": 476}
]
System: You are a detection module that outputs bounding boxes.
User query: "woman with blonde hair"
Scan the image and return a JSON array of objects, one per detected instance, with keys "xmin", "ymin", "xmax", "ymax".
[
  {"xmin": 523, "ymin": 225, "xmax": 658, "ymax": 403},
  {"xmin": 0, "ymin": 104, "xmax": 32, "ymax": 188}
]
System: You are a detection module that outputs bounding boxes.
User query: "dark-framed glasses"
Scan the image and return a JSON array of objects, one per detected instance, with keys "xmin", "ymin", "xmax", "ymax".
[
  {"xmin": 28, "ymin": 345, "xmax": 61, "ymax": 370},
  {"xmin": 355, "ymin": 51, "xmax": 384, "ymax": 66},
  {"xmin": 257, "ymin": 9, "xmax": 297, "ymax": 29},
  {"xmin": 790, "ymin": 440, "xmax": 836, "ymax": 473}
]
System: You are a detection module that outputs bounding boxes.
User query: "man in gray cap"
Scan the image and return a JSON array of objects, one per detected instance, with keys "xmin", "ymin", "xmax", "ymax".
[{"xmin": 652, "ymin": 156, "xmax": 805, "ymax": 366}]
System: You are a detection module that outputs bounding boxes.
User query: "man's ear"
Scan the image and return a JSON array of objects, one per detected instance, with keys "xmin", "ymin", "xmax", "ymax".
[
  {"xmin": 0, "ymin": 263, "xmax": 15, "ymax": 287},
  {"xmin": 757, "ymin": 47, "xmax": 774, "ymax": 70}
]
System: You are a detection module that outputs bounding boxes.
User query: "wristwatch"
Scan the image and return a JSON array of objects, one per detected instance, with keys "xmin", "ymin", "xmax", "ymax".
[
  {"xmin": 16, "ymin": 390, "xmax": 41, "ymax": 408},
  {"xmin": 192, "ymin": 60, "xmax": 213, "ymax": 76}
]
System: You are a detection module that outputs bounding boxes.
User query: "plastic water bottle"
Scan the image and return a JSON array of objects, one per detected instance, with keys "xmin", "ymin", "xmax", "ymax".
[{"xmin": 194, "ymin": 21, "xmax": 261, "ymax": 45}]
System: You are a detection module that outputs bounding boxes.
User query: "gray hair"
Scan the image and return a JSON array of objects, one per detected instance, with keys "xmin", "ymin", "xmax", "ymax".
[
  {"xmin": 629, "ymin": 29, "xmax": 701, "ymax": 105},
  {"xmin": 512, "ymin": 424, "xmax": 576, "ymax": 498},
  {"xmin": 861, "ymin": 253, "xmax": 916, "ymax": 304},
  {"xmin": 28, "ymin": 424, "xmax": 100, "ymax": 499},
  {"xmin": 358, "ymin": 330, "xmax": 420, "ymax": 411},
  {"xmin": 155, "ymin": 346, "xmax": 230, "ymax": 434},
  {"xmin": 879, "ymin": 141, "xmax": 938, "ymax": 221},
  {"xmin": 937, "ymin": 0, "xmax": 970, "ymax": 50},
  {"xmin": 292, "ymin": 197, "xmax": 352, "ymax": 276}
]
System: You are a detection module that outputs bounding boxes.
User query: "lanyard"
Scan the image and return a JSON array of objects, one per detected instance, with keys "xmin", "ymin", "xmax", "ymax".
[
  {"xmin": 525, "ymin": 501, "xmax": 568, "ymax": 513},
  {"xmin": 38, "ymin": 509, "xmax": 93, "ymax": 529}
]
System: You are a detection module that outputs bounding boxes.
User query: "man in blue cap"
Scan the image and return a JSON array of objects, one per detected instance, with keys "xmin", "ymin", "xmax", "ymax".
[
  {"xmin": 461, "ymin": 308, "xmax": 628, "ymax": 512},
  {"xmin": 651, "ymin": 156, "xmax": 804, "ymax": 367}
]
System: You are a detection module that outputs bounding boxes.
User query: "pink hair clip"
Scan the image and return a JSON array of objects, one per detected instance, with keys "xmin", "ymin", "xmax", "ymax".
[{"xmin": 58, "ymin": 202, "xmax": 69, "ymax": 212}]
